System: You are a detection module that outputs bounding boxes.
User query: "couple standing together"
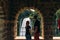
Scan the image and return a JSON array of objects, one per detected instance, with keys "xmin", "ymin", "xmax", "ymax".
[{"xmin": 25, "ymin": 15, "xmax": 40, "ymax": 40}]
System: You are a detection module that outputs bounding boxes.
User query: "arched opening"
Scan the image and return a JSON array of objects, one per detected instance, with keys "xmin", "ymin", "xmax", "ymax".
[
  {"xmin": 53, "ymin": 9, "xmax": 60, "ymax": 37},
  {"xmin": 14, "ymin": 7, "xmax": 44, "ymax": 39},
  {"xmin": 19, "ymin": 17, "xmax": 31, "ymax": 36}
]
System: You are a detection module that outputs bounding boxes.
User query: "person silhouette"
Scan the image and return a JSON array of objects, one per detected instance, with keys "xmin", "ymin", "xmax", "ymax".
[
  {"xmin": 34, "ymin": 15, "xmax": 40, "ymax": 40},
  {"xmin": 25, "ymin": 21, "xmax": 31, "ymax": 40}
]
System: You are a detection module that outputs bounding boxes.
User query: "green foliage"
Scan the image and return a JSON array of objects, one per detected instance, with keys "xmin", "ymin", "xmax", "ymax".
[{"xmin": 56, "ymin": 9, "xmax": 60, "ymax": 18}]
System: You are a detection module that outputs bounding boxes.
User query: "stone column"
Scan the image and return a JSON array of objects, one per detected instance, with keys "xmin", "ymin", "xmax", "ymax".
[
  {"xmin": 1, "ymin": 0, "xmax": 15, "ymax": 40},
  {"xmin": 0, "ymin": 1, "xmax": 4, "ymax": 40}
]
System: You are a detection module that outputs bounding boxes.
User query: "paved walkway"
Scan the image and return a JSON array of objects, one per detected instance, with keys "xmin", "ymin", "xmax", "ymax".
[{"xmin": 15, "ymin": 36, "xmax": 60, "ymax": 40}]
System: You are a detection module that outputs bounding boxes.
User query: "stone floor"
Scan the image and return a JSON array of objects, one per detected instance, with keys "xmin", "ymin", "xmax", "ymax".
[{"xmin": 15, "ymin": 36, "xmax": 60, "ymax": 40}]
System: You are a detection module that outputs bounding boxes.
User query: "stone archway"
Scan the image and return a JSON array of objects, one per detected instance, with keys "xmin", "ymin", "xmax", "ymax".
[
  {"xmin": 14, "ymin": 7, "xmax": 44, "ymax": 38},
  {"xmin": 1, "ymin": 0, "xmax": 60, "ymax": 40},
  {"xmin": 53, "ymin": 9, "xmax": 60, "ymax": 36}
]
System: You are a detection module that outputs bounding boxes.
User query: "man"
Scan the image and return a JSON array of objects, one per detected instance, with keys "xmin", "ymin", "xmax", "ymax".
[{"xmin": 34, "ymin": 15, "xmax": 40, "ymax": 40}]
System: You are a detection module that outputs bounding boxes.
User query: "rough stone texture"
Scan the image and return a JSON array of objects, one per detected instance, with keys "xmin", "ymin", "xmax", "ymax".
[
  {"xmin": 0, "ymin": 0, "xmax": 60, "ymax": 40},
  {"xmin": 0, "ymin": 1, "xmax": 4, "ymax": 40}
]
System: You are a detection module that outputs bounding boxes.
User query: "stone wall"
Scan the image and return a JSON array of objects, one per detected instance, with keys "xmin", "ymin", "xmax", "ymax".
[
  {"xmin": 0, "ymin": 1, "xmax": 4, "ymax": 40},
  {"xmin": 0, "ymin": 0, "xmax": 60, "ymax": 40}
]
